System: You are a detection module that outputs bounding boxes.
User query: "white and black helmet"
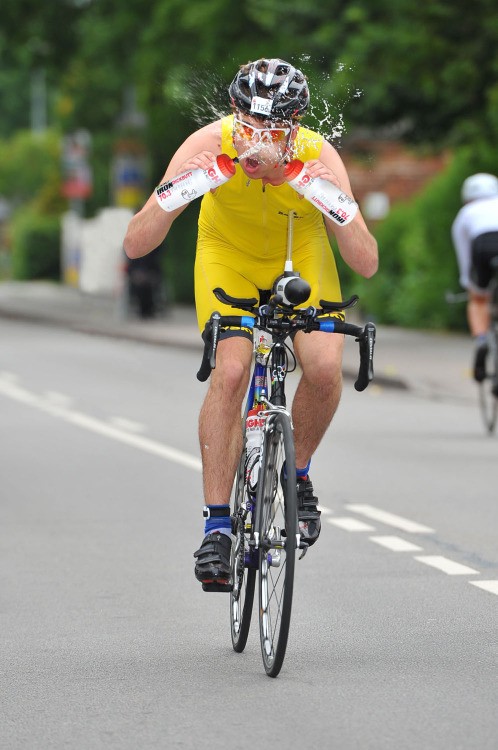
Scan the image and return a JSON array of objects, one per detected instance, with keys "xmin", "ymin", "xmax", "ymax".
[
  {"xmin": 229, "ymin": 58, "xmax": 309, "ymax": 120},
  {"xmin": 461, "ymin": 173, "xmax": 498, "ymax": 203}
]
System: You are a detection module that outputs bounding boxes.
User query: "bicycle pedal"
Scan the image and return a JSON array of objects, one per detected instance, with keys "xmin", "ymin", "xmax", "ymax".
[{"xmin": 201, "ymin": 581, "xmax": 234, "ymax": 592}]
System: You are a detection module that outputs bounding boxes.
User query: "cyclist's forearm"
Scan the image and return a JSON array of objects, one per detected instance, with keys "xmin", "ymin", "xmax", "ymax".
[
  {"xmin": 332, "ymin": 219, "xmax": 378, "ymax": 278},
  {"xmin": 123, "ymin": 199, "xmax": 183, "ymax": 258}
]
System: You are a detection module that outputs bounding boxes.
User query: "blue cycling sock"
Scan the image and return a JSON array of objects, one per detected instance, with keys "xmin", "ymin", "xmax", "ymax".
[
  {"xmin": 282, "ymin": 461, "xmax": 311, "ymax": 481},
  {"xmin": 475, "ymin": 334, "xmax": 487, "ymax": 345},
  {"xmin": 296, "ymin": 460, "xmax": 311, "ymax": 479},
  {"xmin": 204, "ymin": 504, "xmax": 231, "ymax": 535}
]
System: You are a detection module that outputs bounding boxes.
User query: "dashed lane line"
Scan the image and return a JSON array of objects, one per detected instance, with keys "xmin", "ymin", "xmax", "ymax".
[
  {"xmin": 370, "ymin": 535, "xmax": 423, "ymax": 552},
  {"xmin": 326, "ymin": 517, "xmax": 375, "ymax": 532},
  {"xmin": 346, "ymin": 503, "xmax": 435, "ymax": 534},
  {"xmin": 414, "ymin": 556, "xmax": 480, "ymax": 576},
  {"xmin": 329, "ymin": 505, "xmax": 497, "ymax": 598},
  {"xmin": 469, "ymin": 581, "xmax": 498, "ymax": 596},
  {"xmin": 0, "ymin": 376, "xmax": 202, "ymax": 473}
]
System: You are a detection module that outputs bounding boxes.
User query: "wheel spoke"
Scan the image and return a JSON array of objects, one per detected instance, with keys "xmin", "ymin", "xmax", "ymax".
[
  {"xmin": 258, "ymin": 413, "xmax": 297, "ymax": 677},
  {"xmin": 230, "ymin": 454, "xmax": 256, "ymax": 653}
]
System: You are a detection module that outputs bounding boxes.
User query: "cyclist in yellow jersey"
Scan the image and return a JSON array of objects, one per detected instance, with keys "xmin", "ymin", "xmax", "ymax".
[{"xmin": 124, "ymin": 58, "xmax": 378, "ymax": 589}]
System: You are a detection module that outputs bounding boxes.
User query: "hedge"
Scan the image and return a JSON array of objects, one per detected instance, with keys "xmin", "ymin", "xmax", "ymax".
[{"xmin": 10, "ymin": 210, "xmax": 61, "ymax": 281}]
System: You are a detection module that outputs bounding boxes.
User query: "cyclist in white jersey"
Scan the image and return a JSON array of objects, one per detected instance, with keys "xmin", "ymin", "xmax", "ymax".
[{"xmin": 451, "ymin": 172, "xmax": 498, "ymax": 381}]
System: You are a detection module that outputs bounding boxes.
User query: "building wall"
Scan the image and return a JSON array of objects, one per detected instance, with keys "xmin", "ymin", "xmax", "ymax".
[{"xmin": 341, "ymin": 139, "xmax": 449, "ymax": 219}]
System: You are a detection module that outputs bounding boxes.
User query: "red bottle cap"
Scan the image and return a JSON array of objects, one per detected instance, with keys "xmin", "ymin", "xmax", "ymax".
[
  {"xmin": 217, "ymin": 153, "xmax": 237, "ymax": 178},
  {"xmin": 284, "ymin": 159, "xmax": 304, "ymax": 181}
]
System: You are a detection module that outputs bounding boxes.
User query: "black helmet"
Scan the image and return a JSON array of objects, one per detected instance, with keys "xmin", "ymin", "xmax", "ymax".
[{"xmin": 229, "ymin": 58, "xmax": 309, "ymax": 120}]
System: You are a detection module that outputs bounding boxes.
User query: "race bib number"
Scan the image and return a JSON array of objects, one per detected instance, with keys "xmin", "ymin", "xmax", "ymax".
[{"xmin": 250, "ymin": 96, "xmax": 273, "ymax": 116}]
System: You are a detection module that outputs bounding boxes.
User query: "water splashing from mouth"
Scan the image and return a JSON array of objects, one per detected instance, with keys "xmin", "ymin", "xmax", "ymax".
[
  {"xmin": 301, "ymin": 58, "xmax": 363, "ymax": 149},
  {"xmin": 234, "ymin": 142, "xmax": 265, "ymax": 162},
  {"xmin": 167, "ymin": 58, "xmax": 363, "ymax": 153},
  {"xmin": 166, "ymin": 67, "xmax": 230, "ymax": 125}
]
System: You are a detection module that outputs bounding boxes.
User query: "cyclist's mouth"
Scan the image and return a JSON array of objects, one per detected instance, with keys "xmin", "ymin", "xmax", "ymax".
[{"xmin": 243, "ymin": 157, "xmax": 260, "ymax": 174}]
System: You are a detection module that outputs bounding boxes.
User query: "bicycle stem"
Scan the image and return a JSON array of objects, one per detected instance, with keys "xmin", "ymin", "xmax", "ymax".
[{"xmin": 285, "ymin": 210, "xmax": 295, "ymax": 274}]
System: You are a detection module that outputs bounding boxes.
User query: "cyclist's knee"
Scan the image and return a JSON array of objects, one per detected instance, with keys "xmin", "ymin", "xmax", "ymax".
[
  {"xmin": 296, "ymin": 335, "xmax": 343, "ymax": 386},
  {"xmin": 211, "ymin": 337, "xmax": 252, "ymax": 394}
]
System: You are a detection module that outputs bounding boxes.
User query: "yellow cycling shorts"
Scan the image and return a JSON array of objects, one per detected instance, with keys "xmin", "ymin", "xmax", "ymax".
[{"xmin": 194, "ymin": 232, "xmax": 343, "ymax": 337}]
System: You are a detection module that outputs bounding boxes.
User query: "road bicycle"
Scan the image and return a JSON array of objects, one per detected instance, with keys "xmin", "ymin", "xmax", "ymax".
[
  {"xmin": 478, "ymin": 257, "xmax": 498, "ymax": 433},
  {"xmin": 196, "ymin": 227, "xmax": 376, "ymax": 676},
  {"xmin": 446, "ymin": 262, "xmax": 498, "ymax": 435}
]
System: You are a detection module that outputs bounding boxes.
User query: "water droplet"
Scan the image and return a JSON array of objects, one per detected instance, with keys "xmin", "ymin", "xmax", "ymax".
[{"xmin": 169, "ymin": 58, "xmax": 363, "ymax": 150}]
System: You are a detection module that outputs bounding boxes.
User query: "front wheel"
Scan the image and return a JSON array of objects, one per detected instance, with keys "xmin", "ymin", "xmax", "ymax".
[
  {"xmin": 230, "ymin": 452, "xmax": 256, "ymax": 653},
  {"xmin": 257, "ymin": 412, "xmax": 298, "ymax": 677}
]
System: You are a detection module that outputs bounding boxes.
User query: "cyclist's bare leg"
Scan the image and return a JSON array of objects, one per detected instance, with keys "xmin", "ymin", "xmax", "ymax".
[
  {"xmin": 198, "ymin": 336, "xmax": 253, "ymax": 505},
  {"xmin": 291, "ymin": 330, "xmax": 344, "ymax": 469},
  {"xmin": 467, "ymin": 291, "xmax": 490, "ymax": 337}
]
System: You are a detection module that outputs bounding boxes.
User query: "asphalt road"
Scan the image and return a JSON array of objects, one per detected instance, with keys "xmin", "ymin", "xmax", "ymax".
[{"xmin": 1, "ymin": 318, "xmax": 497, "ymax": 750}]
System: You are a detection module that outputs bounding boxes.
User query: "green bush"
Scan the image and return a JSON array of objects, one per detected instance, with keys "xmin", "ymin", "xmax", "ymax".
[
  {"xmin": 0, "ymin": 130, "xmax": 64, "ymax": 214},
  {"xmin": 10, "ymin": 210, "xmax": 61, "ymax": 280}
]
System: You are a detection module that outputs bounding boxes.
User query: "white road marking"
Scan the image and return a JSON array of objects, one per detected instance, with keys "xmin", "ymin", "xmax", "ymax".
[
  {"xmin": 0, "ymin": 377, "xmax": 202, "ymax": 472},
  {"xmin": 109, "ymin": 416, "xmax": 146, "ymax": 433},
  {"xmin": 317, "ymin": 505, "xmax": 333, "ymax": 515},
  {"xmin": 469, "ymin": 580, "xmax": 498, "ymax": 596},
  {"xmin": 2, "ymin": 376, "xmax": 496, "ymax": 602},
  {"xmin": 370, "ymin": 535, "xmax": 423, "ymax": 552},
  {"xmin": 346, "ymin": 504, "xmax": 435, "ymax": 534},
  {"xmin": 44, "ymin": 391, "xmax": 73, "ymax": 408},
  {"xmin": 327, "ymin": 517, "xmax": 375, "ymax": 532},
  {"xmin": 414, "ymin": 555, "xmax": 479, "ymax": 576}
]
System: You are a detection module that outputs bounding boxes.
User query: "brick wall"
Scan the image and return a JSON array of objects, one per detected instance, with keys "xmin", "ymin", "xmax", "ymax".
[{"xmin": 341, "ymin": 139, "xmax": 449, "ymax": 208}]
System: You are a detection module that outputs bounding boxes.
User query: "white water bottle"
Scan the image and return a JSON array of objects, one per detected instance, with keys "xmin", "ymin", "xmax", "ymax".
[
  {"xmin": 245, "ymin": 404, "xmax": 265, "ymax": 492},
  {"xmin": 284, "ymin": 159, "xmax": 358, "ymax": 226},
  {"xmin": 155, "ymin": 154, "xmax": 236, "ymax": 212}
]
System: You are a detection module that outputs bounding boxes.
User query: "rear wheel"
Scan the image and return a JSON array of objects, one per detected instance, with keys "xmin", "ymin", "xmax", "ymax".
[
  {"xmin": 257, "ymin": 412, "xmax": 297, "ymax": 677},
  {"xmin": 479, "ymin": 331, "xmax": 498, "ymax": 434},
  {"xmin": 230, "ymin": 452, "xmax": 257, "ymax": 653}
]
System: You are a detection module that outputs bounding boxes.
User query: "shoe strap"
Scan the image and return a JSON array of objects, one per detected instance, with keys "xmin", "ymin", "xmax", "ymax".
[{"xmin": 203, "ymin": 505, "xmax": 230, "ymax": 519}]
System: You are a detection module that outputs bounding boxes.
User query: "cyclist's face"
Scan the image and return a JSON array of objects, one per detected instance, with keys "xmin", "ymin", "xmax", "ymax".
[{"xmin": 232, "ymin": 112, "xmax": 294, "ymax": 177}]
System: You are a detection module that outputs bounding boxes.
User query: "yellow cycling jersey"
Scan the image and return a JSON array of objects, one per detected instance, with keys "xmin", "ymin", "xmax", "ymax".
[
  {"xmin": 198, "ymin": 115, "xmax": 327, "ymax": 259},
  {"xmin": 194, "ymin": 115, "xmax": 343, "ymax": 332}
]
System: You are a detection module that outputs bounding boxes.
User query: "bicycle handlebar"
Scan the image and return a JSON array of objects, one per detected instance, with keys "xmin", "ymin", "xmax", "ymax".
[{"xmin": 196, "ymin": 290, "xmax": 376, "ymax": 391}]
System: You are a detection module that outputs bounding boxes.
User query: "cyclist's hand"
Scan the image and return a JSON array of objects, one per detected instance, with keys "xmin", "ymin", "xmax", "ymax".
[
  {"xmin": 303, "ymin": 159, "xmax": 342, "ymax": 189},
  {"xmin": 175, "ymin": 151, "xmax": 218, "ymax": 175}
]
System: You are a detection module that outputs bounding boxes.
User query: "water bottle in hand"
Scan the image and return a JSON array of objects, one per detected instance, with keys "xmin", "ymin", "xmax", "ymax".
[
  {"xmin": 284, "ymin": 159, "xmax": 358, "ymax": 226},
  {"xmin": 155, "ymin": 154, "xmax": 236, "ymax": 212}
]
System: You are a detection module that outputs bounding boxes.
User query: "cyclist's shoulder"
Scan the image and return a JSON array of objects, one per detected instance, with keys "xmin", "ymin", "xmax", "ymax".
[
  {"xmin": 459, "ymin": 196, "xmax": 498, "ymax": 219},
  {"xmin": 295, "ymin": 125, "xmax": 343, "ymax": 162},
  {"xmin": 295, "ymin": 124, "xmax": 323, "ymax": 150}
]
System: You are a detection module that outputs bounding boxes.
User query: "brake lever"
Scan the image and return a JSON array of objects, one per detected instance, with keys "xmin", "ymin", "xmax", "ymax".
[{"xmin": 354, "ymin": 322, "xmax": 376, "ymax": 391}]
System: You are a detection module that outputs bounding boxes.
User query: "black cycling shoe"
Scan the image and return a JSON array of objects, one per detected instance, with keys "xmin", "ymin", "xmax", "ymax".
[
  {"xmin": 474, "ymin": 342, "xmax": 488, "ymax": 382},
  {"xmin": 296, "ymin": 476, "xmax": 321, "ymax": 546},
  {"xmin": 193, "ymin": 532, "xmax": 233, "ymax": 592}
]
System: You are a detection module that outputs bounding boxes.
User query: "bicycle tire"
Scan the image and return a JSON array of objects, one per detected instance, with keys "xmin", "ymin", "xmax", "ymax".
[
  {"xmin": 257, "ymin": 411, "xmax": 297, "ymax": 677},
  {"xmin": 230, "ymin": 451, "xmax": 257, "ymax": 653},
  {"xmin": 478, "ymin": 332, "xmax": 498, "ymax": 434}
]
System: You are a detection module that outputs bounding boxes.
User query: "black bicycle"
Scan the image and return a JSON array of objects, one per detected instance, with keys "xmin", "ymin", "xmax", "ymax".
[
  {"xmin": 197, "ymin": 267, "xmax": 376, "ymax": 677},
  {"xmin": 478, "ymin": 256, "xmax": 498, "ymax": 433}
]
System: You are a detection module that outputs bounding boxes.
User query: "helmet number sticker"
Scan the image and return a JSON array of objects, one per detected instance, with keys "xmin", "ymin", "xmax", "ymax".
[{"xmin": 251, "ymin": 96, "xmax": 273, "ymax": 116}]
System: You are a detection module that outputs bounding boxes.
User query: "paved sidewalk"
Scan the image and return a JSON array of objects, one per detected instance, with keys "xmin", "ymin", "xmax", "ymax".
[{"xmin": 0, "ymin": 281, "xmax": 476, "ymax": 402}]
